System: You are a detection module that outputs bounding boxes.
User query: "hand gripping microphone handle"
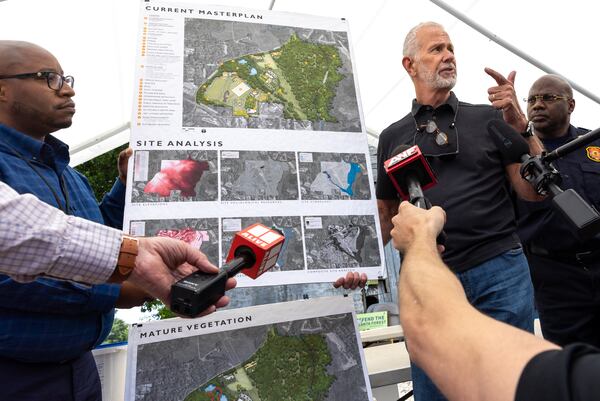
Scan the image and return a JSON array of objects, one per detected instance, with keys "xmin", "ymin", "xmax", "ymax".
[
  {"xmin": 487, "ymin": 119, "xmax": 600, "ymax": 239},
  {"xmin": 171, "ymin": 223, "xmax": 284, "ymax": 317},
  {"xmin": 384, "ymin": 145, "xmax": 446, "ymax": 245}
]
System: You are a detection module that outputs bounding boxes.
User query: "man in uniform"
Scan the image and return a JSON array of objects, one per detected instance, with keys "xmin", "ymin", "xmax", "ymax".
[{"xmin": 515, "ymin": 74, "xmax": 600, "ymax": 347}]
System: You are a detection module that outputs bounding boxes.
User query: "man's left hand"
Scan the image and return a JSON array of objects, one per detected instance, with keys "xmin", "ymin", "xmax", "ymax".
[
  {"xmin": 118, "ymin": 147, "xmax": 133, "ymax": 184},
  {"xmin": 485, "ymin": 67, "xmax": 528, "ymax": 132}
]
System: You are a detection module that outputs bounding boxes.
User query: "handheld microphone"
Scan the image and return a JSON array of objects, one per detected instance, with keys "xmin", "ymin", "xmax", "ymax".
[
  {"xmin": 487, "ymin": 119, "xmax": 600, "ymax": 239},
  {"xmin": 384, "ymin": 145, "xmax": 446, "ymax": 244},
  {"xmin": 171, "ymin": 223, "xmax": 285, "ymax": 317},
  {"xmin": 383, "ymin": 144, "xmax": 437, "ymax": 204}
]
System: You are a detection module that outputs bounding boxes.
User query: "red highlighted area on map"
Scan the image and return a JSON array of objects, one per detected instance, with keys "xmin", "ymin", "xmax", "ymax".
[{"xmin": 144, "ymin": 159, "xmax": 209, "ymax": 197}]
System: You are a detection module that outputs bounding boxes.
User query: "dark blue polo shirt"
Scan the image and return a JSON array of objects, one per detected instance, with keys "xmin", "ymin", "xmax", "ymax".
[{"xmin": 377, "ymin": 92, "xmax": 521, "ymax": 272}]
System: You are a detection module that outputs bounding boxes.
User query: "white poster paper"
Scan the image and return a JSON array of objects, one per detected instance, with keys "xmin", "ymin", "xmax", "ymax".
[
  {"xmin": 125, "ymin": 296, "xmax": 373, "ymax": 401},
  {"xmin": 124, "ymin": 1, "xmax": 385, "ymax": 286}
]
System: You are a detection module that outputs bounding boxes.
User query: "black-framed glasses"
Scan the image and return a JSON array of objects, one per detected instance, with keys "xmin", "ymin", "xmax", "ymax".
[
  {"xmin": 0, "ymin": 71, "xmax": 74, "ymax": 91},
  {"xmin": 418, "ymin": 120, "xmax": 449, "ymax": 147},
  {"xmin": 523, "ymin": 94, "xmax": 570, "ymax": 105}
]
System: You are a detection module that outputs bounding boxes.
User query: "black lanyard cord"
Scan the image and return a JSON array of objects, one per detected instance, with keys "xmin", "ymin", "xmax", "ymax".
[{"xmin": 4, "ymin": 145, "xmax": 71, "ymax": 214}]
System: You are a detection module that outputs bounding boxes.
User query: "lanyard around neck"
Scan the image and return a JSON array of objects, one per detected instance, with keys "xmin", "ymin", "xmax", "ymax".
[{"xmin": 5, "ymin": 144, "xmax": 71, "ymax": 214}]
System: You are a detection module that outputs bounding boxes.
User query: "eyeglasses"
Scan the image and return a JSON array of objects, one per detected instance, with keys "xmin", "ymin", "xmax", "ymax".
[
  {"xmin": 523, "ymin": 94, "xmax": 570, "ymax": 105},
  {"xmin": 418, "ymin": 120, "xmax": 449, "ymax": 146},
  {"xmin": 0, "ymin": 71, "xmax": 75, "ymax": 91}
]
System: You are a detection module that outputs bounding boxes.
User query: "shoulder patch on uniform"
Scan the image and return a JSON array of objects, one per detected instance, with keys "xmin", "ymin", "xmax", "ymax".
[{"xmin": 586, "ymin": 146, "xmax": 600, "ymax": 162}]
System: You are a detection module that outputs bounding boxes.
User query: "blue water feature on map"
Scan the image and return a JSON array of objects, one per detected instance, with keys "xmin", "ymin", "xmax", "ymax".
[
  {"xmin": 204, "ymin": 385, "xmax": 216, "ymax": 392},
  {"xmin": 238, "ymin": 59, "xmax": 247, "ymax": 64},
  {"xmin": 275, "ymin": 226, "xmax": 295, "ymax": 267},
  {"xmin": 324, "ymin": 162, "xmax": 361, "ymax": 196},
  {"xmin": 250, "ymin": 68, "xmax": 257, "ymax": 76}
]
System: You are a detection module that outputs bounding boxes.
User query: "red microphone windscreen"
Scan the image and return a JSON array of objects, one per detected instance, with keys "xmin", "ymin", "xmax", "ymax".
[
  {"xmin": 383, "ymin": 145, "xmax": 437, "ymax": 200},
  {"xmin": 226, "ymin": 223, "xmax": 285, "ymax": 279}
]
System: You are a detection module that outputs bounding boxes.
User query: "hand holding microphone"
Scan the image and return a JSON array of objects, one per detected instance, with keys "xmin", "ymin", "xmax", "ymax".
[
  {"xmin": 171, "ymin": 223, "xmax": 285, "ymax": 317},
  {"xmin": 384, "ymin": 144, "xmax": 447, "ymax": 245}
]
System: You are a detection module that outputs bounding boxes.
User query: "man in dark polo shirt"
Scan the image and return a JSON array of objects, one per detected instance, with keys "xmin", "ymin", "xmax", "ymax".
[
  {"xmin": 376, "ymin": 21, "xmax": 543, "ymax": 400},
  {"xmin": 515, "ymin": 75, "xmax": 600, "ymax": 348},
  {"xmin": 391, "ymin": 201, "xmax": 600, "ymax": 401}
]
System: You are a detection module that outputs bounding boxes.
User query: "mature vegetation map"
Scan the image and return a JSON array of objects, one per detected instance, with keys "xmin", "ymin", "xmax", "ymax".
[
  {"xmin": 133, "ymin": 314, "xmax": 370, "ymax": 401},
  {"xmin": 184, "ymin": 328, "xmax": 333, "ymax": 401},
  {"xmin": 183, "ymin": 20, "xmax": 361, "ymax": 131}
]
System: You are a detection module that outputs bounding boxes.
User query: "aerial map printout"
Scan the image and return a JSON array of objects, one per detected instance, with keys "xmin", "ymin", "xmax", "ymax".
[
  {"xmin": 124, "ymin": 1, "xmax": 384, "ymax": 286},
  {"xmin": 125, "ymin": 297, "xmax": 373, "ymax": 401}
]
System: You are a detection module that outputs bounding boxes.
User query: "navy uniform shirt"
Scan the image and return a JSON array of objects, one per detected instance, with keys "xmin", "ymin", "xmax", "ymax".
[
  {"xmin": 377, "ymin": 92, "xmax": 521, "ymax": 272},
  {"xmin": 516, "ymin": 125, "xmax": 600, "ymax": 252}
]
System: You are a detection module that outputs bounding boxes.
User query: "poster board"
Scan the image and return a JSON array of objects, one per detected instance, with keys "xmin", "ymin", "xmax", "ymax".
[
  {"xmin": 125, "ymin": 296, "xmax": 373, "ymax": 401},
  {"xmin": 124, "ymin": 1, "xmax": 385, "ymax": 286}
]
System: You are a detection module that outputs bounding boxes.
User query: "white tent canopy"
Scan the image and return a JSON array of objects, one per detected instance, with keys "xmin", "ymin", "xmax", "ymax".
[{"xmin": 1, "ymin": 0, "xmax": 598, "ymax": 165}]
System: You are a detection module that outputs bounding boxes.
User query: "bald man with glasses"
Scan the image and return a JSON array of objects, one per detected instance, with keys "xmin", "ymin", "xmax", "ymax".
[{"xmin": 0, "ymin": 40, "xmax": 153, "ymax": 400}]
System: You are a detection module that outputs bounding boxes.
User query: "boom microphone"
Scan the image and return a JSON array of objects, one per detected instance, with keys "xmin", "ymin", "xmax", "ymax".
[
  {"xmin": 486, "ymin": 119, "xmax": 600, "ymax": 239},
  {"xmin": 171, "ymin": 223, "xmax": 285, "ymax": 317},
  {"xmin": 544, "ymin": 126, "xmax": 600, "ymax": 163}
]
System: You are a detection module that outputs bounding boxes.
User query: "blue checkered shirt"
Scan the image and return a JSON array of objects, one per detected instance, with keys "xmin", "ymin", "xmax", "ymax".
[{"xmin": 0, "ymin": 124, "xmax": 125, "ymax": 362}]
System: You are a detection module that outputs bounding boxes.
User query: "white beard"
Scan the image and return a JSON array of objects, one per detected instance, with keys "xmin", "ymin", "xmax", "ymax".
[{"xmin": 418, "ymin": 65, "xmax": 457, "ymax": 90}]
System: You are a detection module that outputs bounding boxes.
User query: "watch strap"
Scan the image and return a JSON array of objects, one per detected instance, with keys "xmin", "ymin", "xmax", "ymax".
[
  {"xmin": 111, "ymin": 235, "xmax": 139, "ymax": 282},
  {"xmin": 521, "ymin": 122, "xmax": 534, "ymax": 138}
]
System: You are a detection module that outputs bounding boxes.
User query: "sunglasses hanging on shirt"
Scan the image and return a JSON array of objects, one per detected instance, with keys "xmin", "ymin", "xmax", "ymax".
[
  {"xmin": 418, "ymin": 120, "xmax": 449, "ymax": 147},
  {"xmin": 412, "ymin": 103, "xmax": 460, "ymax": 158}
]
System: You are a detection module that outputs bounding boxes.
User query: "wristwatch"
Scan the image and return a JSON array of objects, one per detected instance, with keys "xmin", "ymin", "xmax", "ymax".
[
  {"xmin": 110, "ymin": 235, "xmax": 139, "ymax": 282},
  {"xmin": 521, "ymin": 121, "xmax": 534, "ymax": 138}
]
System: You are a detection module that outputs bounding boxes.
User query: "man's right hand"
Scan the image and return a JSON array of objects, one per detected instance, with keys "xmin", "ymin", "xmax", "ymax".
[
  {"xmin": 128, "ymin": 237, "xmax": 236, "ymax": 317},
  {"xmin": 391, "ymin": 201, "xmax": 446, "ymax": 253}
]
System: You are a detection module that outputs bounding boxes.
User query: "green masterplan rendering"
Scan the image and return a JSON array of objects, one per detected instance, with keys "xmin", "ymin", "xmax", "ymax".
[
  {"xmin": 195, "ymin": 34, "xmax": 343, "ymax": 124},
  {"xmin": 183, "ymin": 328, "xmax": 335, "ymax": 401}
]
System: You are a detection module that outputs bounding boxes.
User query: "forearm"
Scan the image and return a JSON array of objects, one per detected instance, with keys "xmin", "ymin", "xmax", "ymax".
[
  {"xmin": 506, "ymin": 164, "xmax": 545, "ymax": 202},
  {"xmin": 399, "ymin": 237, "xmax": 467, "ymax": 343},
  {"xmin": 399, "ymin": 235, "xmax": 558, "ymax": 401},
  {"xmin": 526, "ymin": 134, "xmax": 544, "ymax": 157},
  {"xmin": 0, "ymin": 182, "xmax": 122, "ymax": 284},
  {"xmin": 116, "ymin": 281, "xmax": 153, "ymax": 308}
]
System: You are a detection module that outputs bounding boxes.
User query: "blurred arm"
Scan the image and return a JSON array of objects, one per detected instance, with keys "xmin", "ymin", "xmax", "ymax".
[{"xmin": 393, "ymin": 202, "xmax": 559, "ymax": 401}]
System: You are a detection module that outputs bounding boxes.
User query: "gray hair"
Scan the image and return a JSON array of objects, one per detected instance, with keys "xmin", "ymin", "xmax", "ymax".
[{"xmin": 403, "ymin": 21, "xmax": 445, "ymax": 59}]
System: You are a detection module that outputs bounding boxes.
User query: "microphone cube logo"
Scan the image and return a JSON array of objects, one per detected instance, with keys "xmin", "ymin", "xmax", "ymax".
[{"xmin": 228, "ymin": 223, "xmax": 285, "ymax": 279}]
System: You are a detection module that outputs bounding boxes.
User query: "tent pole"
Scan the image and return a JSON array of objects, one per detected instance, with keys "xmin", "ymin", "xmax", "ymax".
[
  {"xmin": 430, "ymin": 0, "xmax": 600, "ymax": 106},
  {"xmin": 69, "ymin": 122, "xmax": 130, "ymax": 155},
  {"xmin": 269, "ymin": 0, "xmax": 276, "ymax": 10}
]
